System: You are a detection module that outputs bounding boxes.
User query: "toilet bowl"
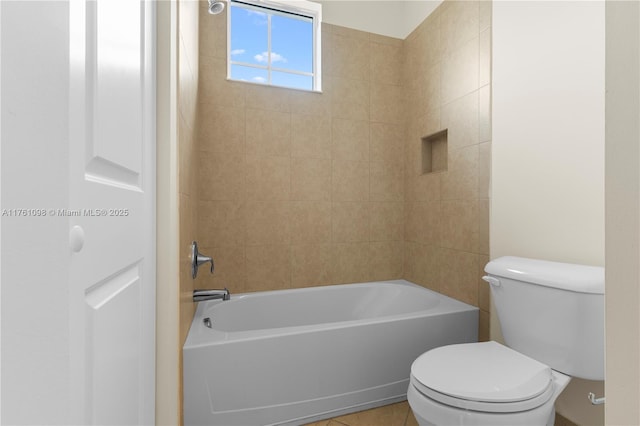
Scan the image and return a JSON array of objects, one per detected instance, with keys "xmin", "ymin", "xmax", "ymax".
[
  {"xmin": 407, "ymin": 341, "xmax": 571, "ymax": 426},
  {"xmin": 407, "ymin": 257, "xmax": 604, "ymax": 426}
]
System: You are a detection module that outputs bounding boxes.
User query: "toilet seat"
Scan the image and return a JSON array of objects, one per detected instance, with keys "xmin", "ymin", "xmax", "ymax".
[{"xmin": 410, "ymin": 341, "xmax": 555, "ymax": 413}]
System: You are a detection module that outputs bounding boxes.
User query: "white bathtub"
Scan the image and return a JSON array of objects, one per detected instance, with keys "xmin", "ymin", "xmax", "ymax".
[{"xmin": 183, "ymin": 280, "xmax": 478, "ymax": 426}]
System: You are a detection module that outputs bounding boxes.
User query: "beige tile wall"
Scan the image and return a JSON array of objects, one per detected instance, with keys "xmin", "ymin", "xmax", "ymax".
[
  {"xmin": 196, "ymin": 2, "xmax": 406, "ymax": 293},
  {"xmin": 194, "ymin": 0, "xmax": 490, "ymax": 338},
  {"xmin": 403, "ymin": 0, "xmax": 492, "ymax": 341}
]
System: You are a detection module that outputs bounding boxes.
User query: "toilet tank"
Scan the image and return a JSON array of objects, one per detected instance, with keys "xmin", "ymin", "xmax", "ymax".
[{"xmin": 484, "ymin": 256, "xmax": 604, "ymax": 380}]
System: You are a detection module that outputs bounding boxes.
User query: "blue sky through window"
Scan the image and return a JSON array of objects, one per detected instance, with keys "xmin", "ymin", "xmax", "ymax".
[{"xmin": 229, "ymin": 2, "xmax": 314, "ymax": 91}]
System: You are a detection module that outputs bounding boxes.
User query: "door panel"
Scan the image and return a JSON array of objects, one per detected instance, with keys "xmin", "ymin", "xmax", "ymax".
[
  {"xmin": 69, "ymin": 1, "xmax": 155, "ymax": 424},
  {"xmin": 93, "ymin": 0, "xmax": 143, "ymax": 175},
  {"xmin": 85, "ymin": 263, "xmax": 142, "ymax": 425}
]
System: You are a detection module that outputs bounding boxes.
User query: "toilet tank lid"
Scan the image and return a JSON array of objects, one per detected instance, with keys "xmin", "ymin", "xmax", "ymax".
[{"xmin": 485, "ymin": 256, "xmax": 604, "ymax": 294}]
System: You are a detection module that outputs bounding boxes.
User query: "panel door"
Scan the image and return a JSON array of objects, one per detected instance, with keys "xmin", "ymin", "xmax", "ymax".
[{"xmin": 68, "ymin": 1, "xmax": 155, "ymax": 424}]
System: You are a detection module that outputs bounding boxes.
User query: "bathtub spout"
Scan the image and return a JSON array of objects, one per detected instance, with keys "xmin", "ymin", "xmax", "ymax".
[{"xmin": 193, "ymin": 288, "xmax": 230, "ymax": 302}]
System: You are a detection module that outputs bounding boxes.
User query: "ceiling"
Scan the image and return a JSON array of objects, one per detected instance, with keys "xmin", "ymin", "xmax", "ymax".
[{"xmin": 314, "ymin": 0, "xmax": 443, "ymax": 39}]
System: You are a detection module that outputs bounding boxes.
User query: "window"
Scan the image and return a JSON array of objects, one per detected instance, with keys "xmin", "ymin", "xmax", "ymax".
[{"xmin": 228, "ymin": 0, "xmax": 322, "ymax": 92}]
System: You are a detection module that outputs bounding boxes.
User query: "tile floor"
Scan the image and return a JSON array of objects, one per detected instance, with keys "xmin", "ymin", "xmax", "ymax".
[
  {"xmin": 303, "ymin": 401, "xmax": 418, "ymax": 426},
  {"xmin": 303, "ymin": 401, "xmax": 577, "ymax": 426}
]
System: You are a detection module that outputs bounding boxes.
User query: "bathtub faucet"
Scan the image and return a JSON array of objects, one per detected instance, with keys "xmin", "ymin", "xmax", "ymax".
[{"xmin": 193, "ymin": 288, "xmax": 230, "ymax": 302}]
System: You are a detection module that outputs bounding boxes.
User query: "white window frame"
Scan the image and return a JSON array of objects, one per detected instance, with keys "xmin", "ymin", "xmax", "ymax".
[{"xmin": 227, "ymin": 0, "xmax": 322, "ymax": 92}]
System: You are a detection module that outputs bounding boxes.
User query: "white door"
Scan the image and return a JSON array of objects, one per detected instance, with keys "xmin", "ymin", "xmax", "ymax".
[{"xmin": 68, "ymin": 1, "xmax": 155, "ymax": 424}]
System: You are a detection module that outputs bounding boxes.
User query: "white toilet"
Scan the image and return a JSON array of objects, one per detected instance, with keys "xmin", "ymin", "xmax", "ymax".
[{"xmin": 407, "ymin": 256, "xmax": 604, "ymax": 426}]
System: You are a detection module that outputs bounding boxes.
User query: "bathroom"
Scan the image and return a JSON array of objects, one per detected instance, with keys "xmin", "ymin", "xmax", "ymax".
[
  {"xmin": 171, "ymin": 0, "xmax": 603, "ymax": 423},
  {"xmin": 0, "ymin": 0, "xmax": 637, "ymax": 425}
]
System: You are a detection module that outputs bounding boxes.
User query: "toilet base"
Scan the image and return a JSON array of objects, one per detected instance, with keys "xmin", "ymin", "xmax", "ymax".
[{"xmin": 407, "ymin": 382, "xmax": 558, "ymax": 426}]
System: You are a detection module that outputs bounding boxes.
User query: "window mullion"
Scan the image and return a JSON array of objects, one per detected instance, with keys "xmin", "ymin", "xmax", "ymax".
[{"xmin": 267, "ymin": 13, "xmax": 272, "ymax": 85}]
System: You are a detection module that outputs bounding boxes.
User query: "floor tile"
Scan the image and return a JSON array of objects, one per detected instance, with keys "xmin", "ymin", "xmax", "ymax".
[{"xmin": 332, "ymin": 401, "xmax": 409, "ymax": 426}]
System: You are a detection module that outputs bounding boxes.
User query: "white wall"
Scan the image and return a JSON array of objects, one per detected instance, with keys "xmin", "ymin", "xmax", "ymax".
[
  {"xmin": 604, "ymin": 2, "xmax": 640, "ymax": 424},
  {"xmin": 316, "ymin": 0, "xmax": 442, "ymax": 39},
  {"xmin": 492, "ymin": 1, "xmax": 605, "ymax": 266},
  {"xmin": 492, "ymin": 1, "xmax": 605, "ymax": 424}
]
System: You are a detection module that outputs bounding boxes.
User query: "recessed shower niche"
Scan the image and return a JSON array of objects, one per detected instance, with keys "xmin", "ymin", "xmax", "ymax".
[{"xmin": 421, "ymin": 129, "xmax": 448, "ymax": 174}]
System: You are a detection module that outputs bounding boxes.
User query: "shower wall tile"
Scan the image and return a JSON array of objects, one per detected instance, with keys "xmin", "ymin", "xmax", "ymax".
[
  {"xmin": 440, "ymin": 0, "xmax": 479, "ymax": 52},
  {"xmin": 370, "ymin": 122, "xmax": 404, "ymax": 166},
  {"xmin": 370, "ymin": 161, "xmax": 404, "ymax": 202},
  {"xmin": 245, "ymin": 155, "xmax": 291, "ymax": 201},
  {"xmin": 332, "ymin": 118, "xmax": 370, "ymax": 163},
  {"xmin": 195, "ymin": 1, "xmax": 493, "ymax": 310},
  {"xmin": 403, "ymin": 241, "xmax": 419, "ymax": 284},
  {"xmin": 332, "ymin": 242, "xmax": 371, "ymax": 284},
  {"xmin": 330, "ymin": 32, "xmax": 370, "ymax": 81},
  {"xmin": 479, "ymin": 28, "xmax": 492, "ymax": 88},
  {"xmin": 370, "ymin": 202, "xmax": 404, "ymax": 242},
  {"xmin": 290, "ymin": 201, "xmax": 332, "ymax": 244},
  {"xmin": 425, "ymin": 63, "xmax": 443, "ymax": 114},
  {"xmin": 332, "ymin": 77, "xmax": 370, "ymax": 121},
  {"xmin": 199, "ymin": 56, "xmax": 245, "ymax": 108},
  {"xmin": 404, "ymin": 241, "xmax": 440, "ymax": 291},
  {"xmin": 478, "ymin": 199, "xmax": 490, "ymax": 256},
  {"xmin": 332, "ymin": 159, "xmax": 370, "ymax": 202},
  {"xmin": 404, "ymin": 136, "xmax": 422, "ymax": 179},
  {"xmin": 199, "ymin": 245, "xmax": 246, "ymax": 292},
  {"xmin": 479, "ymin": 84, "xmax": 492, "ymax": 142},
  {"xmin": 291, "ymin": 244, "xmax": 333, "ymax": 288},
  {"xmin": 406, "ymin": 113, "xmax": 441, "ymax": 154},
  {"xmin": 291, "ymin": 157, "xmax": 332, "ymax": 201},
  {"xmin": 441, "ymin": 36, "xmax": 479, "ymax": 104},
  {"xmin": 245, "ymin": 201, "xmax": 290, "ymax": 245},
  {"xmin": 199, "ymin": 1, "xmax": 226, "ymax": 58},
  {"xmin": 479, "ymin": 0, "xmax": 492, "ymax": 31},
  {"xmin": 440, "ymin": 199, "xmax": 479, "ymax": 253},
  {"xmin": 245, "ymin": 244, "xmax": 291, "ymax": 292},
  {"xmin": 197, "ymin": 151, "xmax": 245, "ymax": 201},
  {"xmin": 198, "ymin": 103, "xmax": 245, "ymax": 154},
  {"xmin": 405, "ymin": 201, "xmax": 440, "ymax": 245},
  {"xmin": 403, "ymin": 0, "xmax": 491, "ymax": 317},
  {"xmin": 198, "ymin": 200, "xmax": 245, "ymax": 248},
  {"xmin": 478, "ymin": 141, "xmax": 491, "ymax": 199},
  {"xmin": 321, "ymin": 23, "xmax": 334, "ymax": 77},
  {"xmin": 245, "ymin": 84, "xmax": 292, "ymax": 113},
  {"xmin": 178, "ymin": 114, "xmax": 195, "ymax": 197},
  {"xmin": 370, "ymin": 40, "xmax": 403, "ymax": 85},
  {"xmin": 179, "ymin": 41, "xmax": 198, "ymax": 125},
  {"xmin": 196, "ymin": 19, "xmax": 407, "ymax": 294},
  {"xmin": 370, "ymin": 241, "xmax": 404, "ymax": 281},
  {"xmin": 332, "ymin": 202, "xmax": 370, "ymax": 243},
  {"xmin": 245, "ymin": 108, "xmax": 291, "ymax": 157},
  {"xmin": 179, "ymin": 194, "xmax": 197, "ymax": 288},
  {"xmin": 290, "ymin": 89, "xmax": 332, "ymax": 117},
  {"xmin": 370, "ymin": 83, "xmax": 404, "ymax": 124},
  {"xmin": 440, "ymin": 145, "xmax": 479, "ymax": 201},
  {"xmin": 406, "ymin": 174, "xmax": 441, "ymax": 205},
  {"xmin": 440, "ymin": 91, "xmax": 479, "ymax": 150},
  {"xmin": 291, "ymin": 114, "xmax": 332, "ymax": 159},
  {"xmin": 180, "ymin": 0, "xmax": 199, "ymax": 63},
  {"xmin": 438, "ymin": 248, "xmax": 479, "ymax": 306}
]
